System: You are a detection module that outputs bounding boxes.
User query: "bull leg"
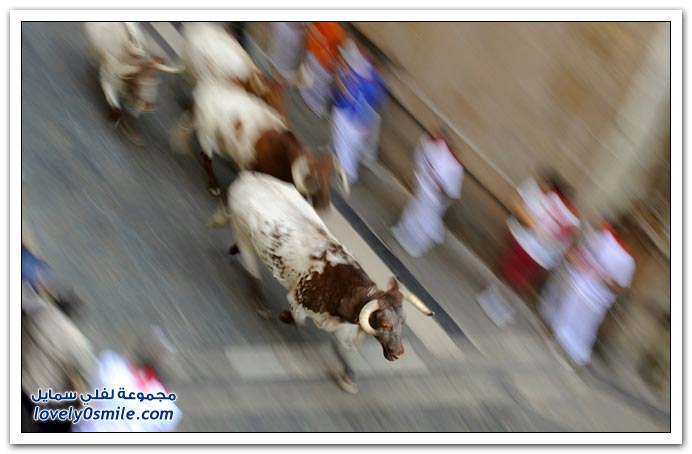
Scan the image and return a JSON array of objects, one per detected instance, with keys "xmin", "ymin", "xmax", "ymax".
[
  {"xmin": 200, "ymin": 152, "xmax": 221, "ymax": 197},
  {"xmin": 99, "ymin": 66, "xmax": 123, "ymax": 127},
  {"xmin": 120, "ymin": 118, "xmax": 145, "ymax": 147},
  {"xmin": 108, "ymin": 107, "xmax": 123, "ymax": 127},
  {"xmin": 197, "ymin": 134, "xmax": 222, "ymax": 197},
  {"xmin": 279, "ymin": 296, "xmax": 306, "ymax": 327},
  {"xmin": 232, "ymin": 237, "xmax": 272, "ymax": 320},
  {"xmin": 249, "ymin": 278, "xmax": 273, "ymax": 320},
  {"xmin": 331, "ymin": 338, "xmax": 358, "ymax": 395}
]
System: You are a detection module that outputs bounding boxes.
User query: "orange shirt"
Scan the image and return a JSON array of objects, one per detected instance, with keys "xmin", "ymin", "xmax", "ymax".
[{"xmin": 305, "ymin": 22, "xmax": 345, "ymax": 72}]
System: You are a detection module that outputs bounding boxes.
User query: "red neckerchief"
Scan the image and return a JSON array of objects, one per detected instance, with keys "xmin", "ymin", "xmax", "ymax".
[
  {"xmin": 128, "ymin": 362, "xmax": 167, "ymax": 392},
  {"xmin": 430, "ymin": 134, "xmax": 463, "ymax": 166},
  {"xmin": 545, "ymin": 190, "xmax": 578, "ymax": 242},
  {"xmin": 599, "ymin": 223, "xmax": 632, "ymax": 254},
  {"xmin": 551, "ymin": 189, "xmax": 577, "ymax": 218}
]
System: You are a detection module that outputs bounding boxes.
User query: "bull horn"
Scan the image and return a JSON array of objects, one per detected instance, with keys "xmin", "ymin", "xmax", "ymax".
[
  {"xmin": 249, "ymin": 73, "xmax": 266, "ymax": 95},
  {"xmin": 403, "ymin": 290, "xmax": 435, "ymax": 316},
  {"xmin": 290, "ymin": 63, "xmax": 309, "ymax": 89},
  {"xmin": 154, "ymin": 62, "xmax": 185, "ymax": 74},
  {"xmin": 358, "ymin": 300, "xmax": 381, "ymax": 335}
]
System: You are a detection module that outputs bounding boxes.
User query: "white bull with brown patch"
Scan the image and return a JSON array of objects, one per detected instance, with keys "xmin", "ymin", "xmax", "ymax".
[
  {"xmin": 212, "ymin": 172, "xmax": 433, "ymax": 393},
  {"xmin": 181, "ymin": 22, "xmax": 286, "ymax": 117},
  {"xmin": 174, "ymin": 81, "xmax": 348, "ymax": 207},
  {"xmin": 84, "ymin": 22, "xmax": 182, "ymax": 129}
]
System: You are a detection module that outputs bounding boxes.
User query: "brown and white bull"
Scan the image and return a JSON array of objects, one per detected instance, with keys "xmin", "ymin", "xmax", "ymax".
[
  {"xmin": 211, "ymin": 172, "xmax": 434, "ymax": 393},
  {"xmin": 181, "ymin": 22, "xmax": 286, "ymax": 117},
  {"xmin": 174, "ymin": 81, "xmax": 348, "ymax": 207},
  {"xmin": 84, "ymin": 22, "xmax": 183, "ymax": 129}
]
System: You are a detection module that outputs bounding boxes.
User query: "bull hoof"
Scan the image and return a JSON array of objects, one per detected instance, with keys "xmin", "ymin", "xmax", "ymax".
[
  {"xmin": 255, "ymin": 306, "xmax": 272, "ymax": 320},
  {"xmin": 109, "ymin": 109, "xmax": 122, "ymax": 128},
  {"xmin": 125, "ymin": 132, "xmax": 145, "ymax": 147},
  {"xmin": 331, "ymin": 371, "xmax": 359, "ymax": 395},
  {"xmin": 121, "ymin": 123, "xmax": 145, "ymax": 146},
  {"xmin": 208, "ymin": 186, "xmax": 221, "ymax": 197},
  {"xmin": 278, "ymin": 310, "xmax": 295, "ymax": 325}
]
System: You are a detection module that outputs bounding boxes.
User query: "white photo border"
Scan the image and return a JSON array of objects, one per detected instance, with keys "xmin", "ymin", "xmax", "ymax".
[{"xmin": 9, "ymin": 8, "xmax": 681, "ymax": 445}]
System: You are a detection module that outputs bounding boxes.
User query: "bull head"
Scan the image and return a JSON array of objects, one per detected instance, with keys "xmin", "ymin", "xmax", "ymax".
[
  {"xmin": 358, "ymin": 277, "xmax": 434, "ymax": 361},
  {"xmin": 120, "ymin": 56, "xmax": 184, "ymax": 113}
]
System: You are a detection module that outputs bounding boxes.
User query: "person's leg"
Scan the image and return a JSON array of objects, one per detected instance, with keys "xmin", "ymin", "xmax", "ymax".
[
  {"xmin": 552, "ymin": 288, "xmax": 603, "ymax": 366},
  {"xmin": 392, "ymin": 188, "xmax": 433, "ymax": 257},
  {"xmin": 361, "ymin": 113, "xmax": 382, "ymax": 165},
  {"xmin": 299, "ymin": 52, "xmax": 331, "ymax": 118},
  {"xmin": 332, "ymin": 109, "xmax": 362, "ymax": 183}
]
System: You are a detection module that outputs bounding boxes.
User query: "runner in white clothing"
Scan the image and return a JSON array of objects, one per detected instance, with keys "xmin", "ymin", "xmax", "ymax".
[
  {"xmin": 540, "ymin": 221, "xmax": 636, "ymax": 365},
  {"xmin": 392, "ymin": 125, "xmax": 464, "ymax": 257},
  {"xmin": 268, "ymin": 22, "xmax": 306, "ymax": 82}
]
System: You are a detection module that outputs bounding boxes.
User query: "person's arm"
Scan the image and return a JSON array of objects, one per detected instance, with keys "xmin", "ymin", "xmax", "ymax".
[
  {"xmin": 512, "ymin": 190, "xmax": 537, "ymax": 230},
  {"xmin": 605, "ymin": 280, "xmax": 626, "ymax": 294}
]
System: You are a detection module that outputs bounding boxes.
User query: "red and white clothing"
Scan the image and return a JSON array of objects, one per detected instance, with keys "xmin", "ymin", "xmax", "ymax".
[
  {"xmin": 73, "ymin": 350, "xmax": 181, "ymax": 432},
  {"xmin": 500, "ymin": 178, "xmax": 580, "ymax": 292},
  {"xmin": 508, "ymin": 178, "xmax": 580, "ymax": 270},
  {"xmin": 540, "ymin": 225, "xmax": 636, "ymax": 365},
  {"xmin": 392, "ymin": 134, "xmax": 464, "ymax": 257}
]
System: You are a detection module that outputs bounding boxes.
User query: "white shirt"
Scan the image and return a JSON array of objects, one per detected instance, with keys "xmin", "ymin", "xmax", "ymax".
[
  {"xmin": 414, "ymin": 135, "xmax": 464, "ymax": 204},
  {"xmin": 508, "ymin": 178, "xmax": 580, "ymax": 269},
  {"xmin": 567, "ymin": 226, "xmax": 636, "ymax": 311}
]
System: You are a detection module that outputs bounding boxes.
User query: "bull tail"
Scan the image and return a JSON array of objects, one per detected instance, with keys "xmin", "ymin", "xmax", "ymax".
[
  {"xmin": 170, "ymin": 110, "xmax": 195, "ymax": 156},
  {"xmin": 209, "ymin": 203, "xmax": 231, "ymax": 229}
]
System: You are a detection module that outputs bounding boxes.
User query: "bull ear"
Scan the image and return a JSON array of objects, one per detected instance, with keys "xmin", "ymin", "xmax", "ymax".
[{"xmin": 386, "ymin": 277, "xmax": 399, "ymax": 293}]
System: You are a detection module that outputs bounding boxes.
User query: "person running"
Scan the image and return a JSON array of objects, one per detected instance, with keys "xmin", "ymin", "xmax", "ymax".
[
  {"xmin": 392, "ymin": 124, "xmax": 464, "ymax": 257},
  {"xmin": 499, "ymin": 170, "xmax": 581, "ymax": 294},
  {"xmin": 539, "ymin": 221, "xmax": 636, "ymax": 366},
  {"xmin": 331, "ymin": 39, "xmax": 387, "ymax": 184},
  {"xmin": 299, "ymin": 22, "xmax": 345, "ymax": 118}
]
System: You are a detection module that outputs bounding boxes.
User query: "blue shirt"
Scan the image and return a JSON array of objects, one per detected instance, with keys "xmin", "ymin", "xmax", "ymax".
[
  {"xmin": 333, "ymin": 64, "xmax": 386, "ymax": 126},
  {"xmin": 22, "ymin": 246, "xmax": 49, "ymax": 288}
]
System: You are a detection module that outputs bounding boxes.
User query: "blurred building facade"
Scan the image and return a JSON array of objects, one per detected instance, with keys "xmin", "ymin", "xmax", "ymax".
[{"xmin": 247, "ymin": 21, "xmax": 671, "ymax": 401}]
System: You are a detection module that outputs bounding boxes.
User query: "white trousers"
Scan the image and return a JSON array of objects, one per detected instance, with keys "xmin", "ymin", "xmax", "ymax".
[
  {"xmin": 392, "ymin": 183, "xmax": 448, "ymax": 257},
  {"xmin": 268, "ymin": 23, "xmax": 305, "ymax": 81},
  {"xmin": 331, "ymin": 107, "xmax": 381, "ymax": 183},
  {"xmin": 540, "ymin": 267, "xmax": 614, "ymax": 366},
  {"xmin": 299, "ymin": 52, "xmax": 333, "ymax": 118}
]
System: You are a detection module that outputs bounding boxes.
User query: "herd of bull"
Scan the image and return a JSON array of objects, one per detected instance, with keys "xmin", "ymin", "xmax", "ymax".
[{"xmin": 83, "ymin": 22, "xmax": 435, "ymax": 394}]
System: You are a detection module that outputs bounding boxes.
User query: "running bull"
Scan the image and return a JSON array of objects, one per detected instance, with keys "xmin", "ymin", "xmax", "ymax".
[
  {"xmin": 84, "ymin": 22, "xmax": 183, "ymax": 131},
  {"xmin": 174, "ymin": 81, "xmax": 348, "ymax": 207},
  {"xmin": 181, "ymin": 22, "xmax": 286, "ymax": 117},
  {"xmin": 211, "ymin": 172, "xmax": 434, "ymax": 393}
]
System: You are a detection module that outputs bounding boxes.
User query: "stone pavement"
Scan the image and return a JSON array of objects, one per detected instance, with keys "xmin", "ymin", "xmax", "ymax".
[{"xmin": 20, "ymin": 22, "xmax": 670, "ymax": 432}]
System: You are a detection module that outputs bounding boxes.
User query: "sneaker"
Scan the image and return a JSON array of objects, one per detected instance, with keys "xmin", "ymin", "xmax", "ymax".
[{"xmin": 476, "ymin": 286, "xmax": 516, "ymax": 328}]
